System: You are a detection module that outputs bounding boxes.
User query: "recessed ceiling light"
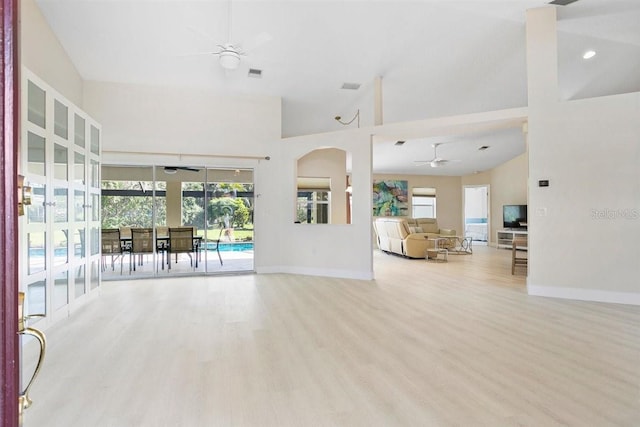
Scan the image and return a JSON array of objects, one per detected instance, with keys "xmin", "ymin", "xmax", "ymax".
[{"xmin": 583, "ymin": 50, "xmax": 596, "ymax": 60}]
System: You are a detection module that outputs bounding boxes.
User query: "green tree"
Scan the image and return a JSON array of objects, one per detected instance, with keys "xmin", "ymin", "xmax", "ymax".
[
  {"xmin": 101, "ymin": 180, "xmax": 165, "ymax": 228},
  {"xmin": 232, "ymin": 199, "xmax": 250, "ymax": 228},
  {"xmin": 181, "ymin": 182, "xmax": 205, "ymax": 230},
  {"xmin": 207, "ymin": 197, "xmax": 249, "ymax": 228}
]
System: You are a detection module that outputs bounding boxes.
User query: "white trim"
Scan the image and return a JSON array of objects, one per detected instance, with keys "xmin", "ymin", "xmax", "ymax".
[
  {"xmin": 527, "ymin": 285, "xmax": 640, "ymax": 306},
  {"xmin": 257, "ymin": 266, "xmax": 374, "ymax": 281}
]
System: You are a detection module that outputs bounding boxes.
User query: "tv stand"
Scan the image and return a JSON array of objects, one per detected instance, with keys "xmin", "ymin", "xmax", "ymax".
[{"xmin": 496, "ymin": 229, "xmax": 528, "ymax": 249}]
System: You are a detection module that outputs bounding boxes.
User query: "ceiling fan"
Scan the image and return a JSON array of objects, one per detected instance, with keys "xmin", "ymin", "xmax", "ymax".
[
  {"xmin": 184, "ymin": 0, "xmax": 272, "ymax": 71},
  {"xmin": 414, "ymin": 143, "xmax": 460, "ymax": 168}
]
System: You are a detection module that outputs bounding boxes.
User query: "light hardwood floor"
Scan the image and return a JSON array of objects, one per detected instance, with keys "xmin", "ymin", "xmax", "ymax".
[{"xmin": 22, "ymin": 247, "xmax": 640, "ymax": 426}]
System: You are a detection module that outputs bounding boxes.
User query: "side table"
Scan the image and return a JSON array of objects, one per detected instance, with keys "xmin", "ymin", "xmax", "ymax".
[
  {"xmin": 426, "ymin": 237, "xmax": 448, "ymax": 262},
  {"xmin": 447, "ymin": 236, "xmax": 473, "ymax": 254}
]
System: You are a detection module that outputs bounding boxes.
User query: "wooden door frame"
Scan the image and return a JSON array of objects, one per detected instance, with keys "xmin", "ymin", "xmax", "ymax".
[{"xmin": 1, "ymin": 0, "xmax": 19, "ymax": 425}]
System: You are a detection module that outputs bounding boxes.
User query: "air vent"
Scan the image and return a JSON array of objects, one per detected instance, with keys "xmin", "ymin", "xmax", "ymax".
[
  {"xmin": 395, "ymin": 140, "xmax": 406, "ymax": 146},
  {"xmin": 478, "ymin": 145, "xmax": 490, "ymax": 151},
  {"xmin": 248, "ymin": 68, "xmax": 263, "ymax": 78},
  {"xmin": 341, "ymin": 82, "xmax": 361, "ymax": 90},
  {"xmin": 549, "ymin": 0, "xmax": 579, "ymax": 5}
]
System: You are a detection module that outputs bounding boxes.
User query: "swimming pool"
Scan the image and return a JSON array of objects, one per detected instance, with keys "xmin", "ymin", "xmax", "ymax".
[{"xmin": 207, "ymin": 242, "xmax": 254, "ymax": 252}]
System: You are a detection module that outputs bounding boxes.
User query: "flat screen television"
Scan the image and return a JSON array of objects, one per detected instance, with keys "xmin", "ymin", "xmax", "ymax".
[{"xmin": 503, "ymin": 205, "xmax": 527, "ymax": 229}]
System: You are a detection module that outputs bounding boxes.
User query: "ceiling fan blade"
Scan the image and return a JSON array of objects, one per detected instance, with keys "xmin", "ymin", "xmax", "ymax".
[
  {"xmin": 241, "ymin": 31, "xmax": 273, "ymax": 53},
  {"xmin": 164, "ymin": 166, "xmax": 200, "ymax": 173},
  {"xmin": 177, "ymin": 51, "xmax": 219, "ymax": 57},
  {"xmin": 186, "ymin": 25, "xmax": 218, "ymax": 44}
]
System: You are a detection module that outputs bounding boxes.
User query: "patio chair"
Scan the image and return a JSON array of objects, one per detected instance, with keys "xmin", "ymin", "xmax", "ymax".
[
  {"xmin": 208, "ymin": 225, "xmax": 224, "ymax": 266},
  {"xmin": 101, "ymin": 228, "xmax": 125, "ymax": 274},
  {"xmin": 130, "ymin": 228, "xmax": 154, "ymax": 272},
  {"xmin": 168, "ymin": 227, "xmax": 197, "ymax": 269}
]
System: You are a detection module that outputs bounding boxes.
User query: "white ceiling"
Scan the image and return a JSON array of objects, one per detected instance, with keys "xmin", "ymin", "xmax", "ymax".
[{"xmin": 36, "ymin": 0, "xmax": 640, "ymax": 175}]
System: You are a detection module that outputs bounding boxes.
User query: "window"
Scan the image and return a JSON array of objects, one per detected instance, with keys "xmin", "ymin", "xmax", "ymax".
[
  {"xmin": 296, "ymin": 177, "xmax": 331, "ymax": 224},
  {"xmin": 412, "ymin": 187, "xmax": 436, "ymax": 218},
  {"xmin": 297, "ymin": 191, "xmax": 330, "ymax": 224}
]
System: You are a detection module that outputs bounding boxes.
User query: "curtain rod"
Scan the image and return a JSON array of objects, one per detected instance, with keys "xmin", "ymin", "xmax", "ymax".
[{"xmin": 102, "ymin": 150, "xmax": 270, "ymax": 161}]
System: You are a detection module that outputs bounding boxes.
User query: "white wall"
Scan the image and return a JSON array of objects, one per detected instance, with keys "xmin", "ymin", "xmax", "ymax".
[
  {"xmin": 526, "ymin": 7, "xmax": 640, "ymax": 304},
  {"xmin": 83, "ymin": 81, "xmax": 281, "ymax": 158},
  {"xmin": 258, "ymin": 130, "xmax": 374, "ymax": 280},
  {"xmin": 528, "ymin": 94, "xmax": 640, "ymax": 303},
  {"xmin": 20, "ymin": 0, "xmax": 83, "ymax": 106}
]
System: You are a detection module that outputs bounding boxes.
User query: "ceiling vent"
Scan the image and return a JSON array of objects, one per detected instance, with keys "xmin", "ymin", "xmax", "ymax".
[
  {"xmin": 549, "ymin": 0, "xmax": 579, "ymax": 5},
  {"xmin": 478, "ymin": 145, "xmax": 490, "ymax": 151},
  {"xmin": 395, "ymin": 140, "xmax": 406, "ymax": 146},
  {"xmin": 248, "ymin": 68, "xmax": 263, "ymax": 78},
  {"xmin": 341, "ymin": 82, "xmax": 361, "ymax": 90}
]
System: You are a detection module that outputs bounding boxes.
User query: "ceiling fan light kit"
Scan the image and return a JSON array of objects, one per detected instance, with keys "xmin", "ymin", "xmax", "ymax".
[{"xmin": 219, "ymin": 49, "xmax": 241, "ymax": 70}]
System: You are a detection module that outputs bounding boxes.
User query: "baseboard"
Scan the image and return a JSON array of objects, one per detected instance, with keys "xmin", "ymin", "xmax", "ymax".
[
  {"xmin": 527, "ymin": 285, "xmax": 640, "ymax": 306},
  {"xmin": 256, "ymin": 265, "xmax": 374, "ymax": 281}
]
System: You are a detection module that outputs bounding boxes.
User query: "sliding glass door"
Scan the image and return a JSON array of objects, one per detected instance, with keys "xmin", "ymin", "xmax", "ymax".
[{"xmin": 101, "ymin": 165, "xmax": 254, "ymax": 279}]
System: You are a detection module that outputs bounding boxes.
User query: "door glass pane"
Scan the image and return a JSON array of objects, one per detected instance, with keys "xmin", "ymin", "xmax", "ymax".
[
  {"xmin": 181, "ymin": 179, "xmax": 206, "ymax": 233},
  {"xmin": 54, "ymin": 188, "xmax": 68, "ymax": 223},
  {"xmin": 75, "ymin": 264, "xmax": 85, "ymax": 298},
  {"xmin": 53, "ymin": 270, "xmax": 68, "ymax": 310},
  {"xmin": 28, "ymin": 232, "xmax": 46, "ymax": 274},
  {"xmin": 204, "ymin": 168, "xmax": 255, "ymax": 273},
  {"xmin": 90, "ymin": 260, "xmax": 99, "ymax": 290},
  {"xmin": 27, "ymin": 280, "xmax": 46, "ymax": 318},
  {"xmin": 74, "ymin": 152, "xmax": 85, "ymax": 185},
  {"xmin": 90, "ymin": 227, "xmax": 99, "ymax": 256},
  {"xmin": 27, "ymin": 183, "xmax": 46, "ymax": 224},
  {"xmin": 74, "ymin": 228, "xmax": 85, "ymax": 260},
  {"xmin": 101, "ymin": 166, "xmax": 155, "ymax": 228},
  {"xmin": 54, "ymin": 143, "xmax": 68, "ymax": 181},
  {"xmin": 74, "ymin": 114, "xmax": 85, "ymax": 148},
  {"xmin": 90, "ymin": 159, "xmax": 100, "ymax": 189},
  {"xmin": 27, "ymin": 80, "xmax": 46, "ymax": 128},
  {"xmin": 154, "ymin": 180, "xmax": 167, "ymax": 227},
  {"xmin": 54, "ymin": 99, "xmax": 68, "ymax": 139},
  {"xmin": 91, "ymin": 194, "xmax": 100, "ymax": 221},
  {"xmin": 27, "ymin": 132, "xmax": 46, "ymax": 176},
  {"xmin": 53, "ymin": 229, "xmax": 68, "ymax": 266},
  {"xmin": 90, "ymin": 125, "xmax": 100, "ymax": 155},
  {"xmin": 75, "ymin": 190, "xmax": 85, "ymax": 221}
]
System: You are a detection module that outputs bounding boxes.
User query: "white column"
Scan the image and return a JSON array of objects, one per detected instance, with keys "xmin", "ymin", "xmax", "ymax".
[{"xmin": 526, "ymin": 7, "xmax": 558, "ymax": 106}]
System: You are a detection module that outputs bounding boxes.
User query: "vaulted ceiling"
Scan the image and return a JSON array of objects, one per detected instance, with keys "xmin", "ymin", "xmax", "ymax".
[{"xmin": 36, "ymin": 0, "xmax": 640, "ymax": 175}]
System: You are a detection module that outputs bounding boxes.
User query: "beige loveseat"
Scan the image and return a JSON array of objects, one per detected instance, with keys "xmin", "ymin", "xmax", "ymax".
[{"xmin": 373, "ymin": 217, "xmax": 456, "ymax": 258}]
